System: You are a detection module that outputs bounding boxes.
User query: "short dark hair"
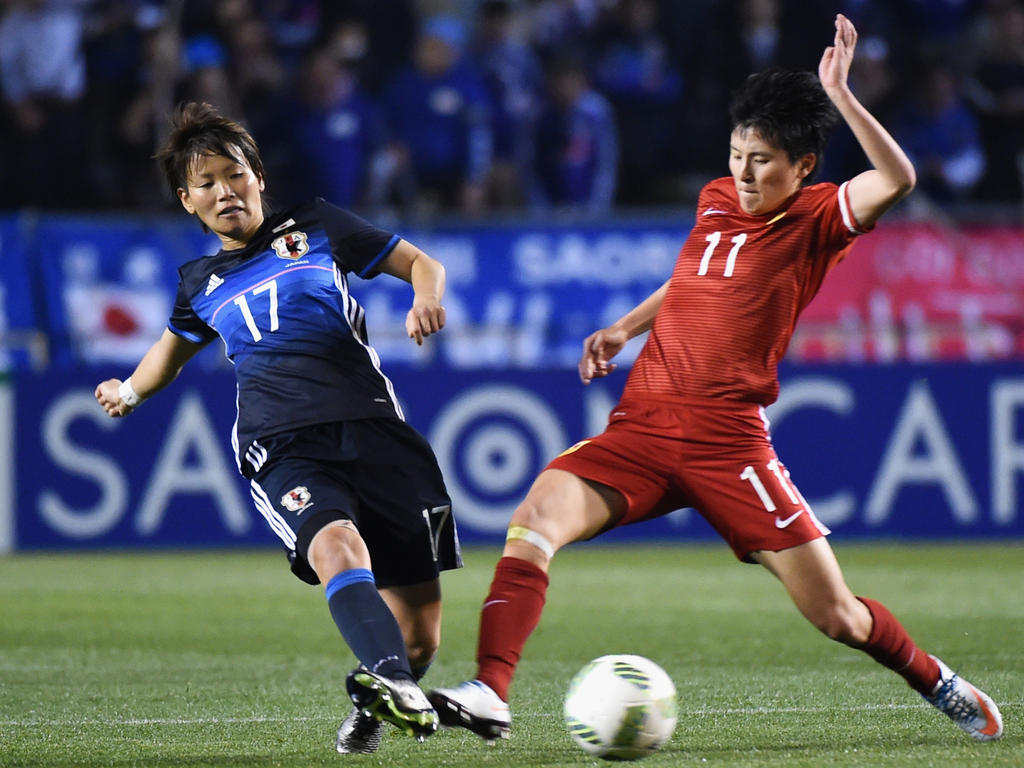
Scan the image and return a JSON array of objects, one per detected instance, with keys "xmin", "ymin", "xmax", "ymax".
[
  {"xmin": 729, "ymin": 69, "xmax": 839, "ymax": 178},
  {"xmin": 155, "ymin": 101, "xmax": 265, "ymax": 199}
]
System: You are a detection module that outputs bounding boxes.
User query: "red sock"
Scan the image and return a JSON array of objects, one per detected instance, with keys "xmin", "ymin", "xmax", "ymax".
[
  {"xmin": 857, "ymin": 596, "xmax": 940, "ymax": 695},
  {"xmin": 475, "ymin": 556, "xmax": 550, "ymax": 701}
]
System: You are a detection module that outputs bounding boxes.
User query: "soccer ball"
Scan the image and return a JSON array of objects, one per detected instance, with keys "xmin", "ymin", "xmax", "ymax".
[{"xmin": 563, "ymin": 654, "xmax": 678, "ymax": 760}]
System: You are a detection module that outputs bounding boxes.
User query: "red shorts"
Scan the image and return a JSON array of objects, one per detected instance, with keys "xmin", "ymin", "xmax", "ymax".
[{"xmin": 546, "ymin": 394, "xmax": 829, "ymax": 561}]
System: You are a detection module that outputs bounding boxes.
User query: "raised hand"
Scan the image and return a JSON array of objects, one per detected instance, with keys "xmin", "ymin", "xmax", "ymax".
[{"xmin": 819, "ymin": 13, "xmax": 857, "ymax": 94}]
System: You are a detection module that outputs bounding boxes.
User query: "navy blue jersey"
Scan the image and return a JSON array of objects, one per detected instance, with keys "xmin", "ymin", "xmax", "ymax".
[{"xmin": 169, "ymin": 198, "xmax": 404, "ymax": 473}]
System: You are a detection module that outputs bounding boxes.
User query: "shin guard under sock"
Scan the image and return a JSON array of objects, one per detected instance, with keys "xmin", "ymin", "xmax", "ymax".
[
  {"xmin": 858, "ymin": 596, "xmax": 940, "ymax": 695},
  {"xmin": 326, "ymin": 568, "xmax": 413, "ymax": 681}
]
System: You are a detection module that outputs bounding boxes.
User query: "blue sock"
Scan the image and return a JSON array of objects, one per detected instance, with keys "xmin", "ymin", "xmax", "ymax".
[{"xmin": 325, "ymin": 568, "xmax": 413, "ymax": 680}]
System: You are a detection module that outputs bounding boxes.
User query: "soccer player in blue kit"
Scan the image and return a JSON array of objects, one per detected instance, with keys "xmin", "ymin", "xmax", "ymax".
[{"xmin": 95, "ymin": 102, "xmax": 461, "ymax": 754}]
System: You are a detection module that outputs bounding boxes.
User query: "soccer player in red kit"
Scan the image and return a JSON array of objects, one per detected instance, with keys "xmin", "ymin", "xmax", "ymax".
[{"xmin": 429, "ymin": 14, "xmax": 1003, "ymax": 744}]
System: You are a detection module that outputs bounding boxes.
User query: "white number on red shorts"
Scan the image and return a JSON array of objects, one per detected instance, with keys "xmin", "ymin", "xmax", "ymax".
[{"xmin": 739, "ymin": 460, "xmax": 802, "ymax": 511}]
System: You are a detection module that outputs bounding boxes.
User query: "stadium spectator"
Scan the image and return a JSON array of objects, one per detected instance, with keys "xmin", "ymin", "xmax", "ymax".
[
  {"xmin": 177, "ymin": 34, "xmax": 242, "ymax": 122},
  {"xmin": 712, "ymin": 0, "xmax": 833, "ymax": 85},
  {"xmin": 320, "ymin": 0, "xmax": 417, "ymax": 95},
  {"xmin": 80, "ymin": 0, "xmax": 166, "ymax": 208},
  {"xmin": 222, "ymin": 14, "xmax": 286, "ymax": 129},
  {"xmin": 251, "ymin": 0, "xmax": 320, "ymax": 71},
  {"xmin": 284, "ymin": 43, "xmax": 389, "ymax": 210},
  {"xmin": 528, "ymin": 51, "xmax": 618, "ymax": 215},
  {"xmin": 0, "ymin": 0, "xmax": 1022, "ymax": 212},
  {"xmin": 107, "ymin": 18, "xmax": 182, "ymax": 211},
  {"xmin": 890, "ymin": 59, "xmax": 986, "ymax": 203},
  {"xmin": 380, "ymin": 14, "xmax": 493, "ymax": 215},
  {"xmin": 526, "ymin": 0, "xmax": 604, "ymax": 61},
  {"xmin": 887, "ymin": 0, "xmax": 977, "ymax": 53},
  {"xmin": 94, "ymin": 101, "xmax": 462, "ymax": 755},
  {"xmin": 471, "ymin": 0, "xmax": 544, "ymax": 209},
  {"xmin": 0, "ymin": 0, "xmax": 90, "ymax": 208},
  {"xmin": 963, "ymin": 0, "xmax": 1024, "ymax": 203},
  {"xmin": 591, "ymin": 0, "xmax": 683, "ymax": 205},
  {"xmin": 428, "ymin": 14, "xmax": 1004, "ymax": 747},
  {"xmin": 682, "ymin": 0, "xmax": 833, "ymax": 186}
]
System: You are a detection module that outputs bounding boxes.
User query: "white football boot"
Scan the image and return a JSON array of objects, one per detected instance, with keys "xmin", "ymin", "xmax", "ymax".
[
  {"xmin": 428, "ymin": 680, "xmax": 512, "ymax": 742},
  {"xmin": 922, "ymin": 656, "xmax": 1003, "ymax": 741}
]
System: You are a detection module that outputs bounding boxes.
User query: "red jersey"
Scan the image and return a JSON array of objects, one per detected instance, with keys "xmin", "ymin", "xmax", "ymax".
[{"xmin": 624, "ymin": 176, "xmax": 867, "ymax": 405}]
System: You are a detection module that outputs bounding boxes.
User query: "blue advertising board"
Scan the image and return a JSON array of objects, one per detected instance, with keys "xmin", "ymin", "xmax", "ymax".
[
  {"xmin": 0, "ymin": 213, "xmax": 686, "ymax": 371},
  {"xmin": 3, "ymin": 363, "xmax": 1022, "ymax": 554},
  {"xmin": 0, "ymin": 215, "xmax": 44, "ymax": 371}
]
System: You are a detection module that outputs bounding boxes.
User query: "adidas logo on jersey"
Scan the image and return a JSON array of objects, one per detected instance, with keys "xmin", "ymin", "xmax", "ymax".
[{"xmin": 205, "ymin": 273, "xmax": 224, "ymax": 296}]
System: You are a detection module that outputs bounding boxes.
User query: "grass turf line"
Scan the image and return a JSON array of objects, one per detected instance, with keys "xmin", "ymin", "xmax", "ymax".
[{"xmin": 0, "ymin": 543, "xmax": 1021, "ymax": 767}]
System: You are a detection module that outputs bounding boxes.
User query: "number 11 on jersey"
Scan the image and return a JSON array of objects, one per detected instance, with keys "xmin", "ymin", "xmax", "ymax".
[{"xmin": 699, "ymin": 232, "xmax": 747, "ymax": 277}]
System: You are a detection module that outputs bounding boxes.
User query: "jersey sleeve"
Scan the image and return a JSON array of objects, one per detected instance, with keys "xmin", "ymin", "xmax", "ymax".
[
  {"xmin": 168, "ymin": 279, "xmax": 218, "ymax": 346},
  {"xmin": 809, "ymin": 181, "xmax": 873, "ymax": 257},
  {"xmin": 316, "ymin": 198, "xmax": 401, "ymax": 279}
]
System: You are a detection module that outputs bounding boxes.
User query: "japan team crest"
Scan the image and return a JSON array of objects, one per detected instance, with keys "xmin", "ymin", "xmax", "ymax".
[
  {"xmin": 271, "ymin": 231, "xmax": 309, "ymax": 260},
  {"xmin": 281, "ymin": 485, "xmax": 313, "ymax": 513}
]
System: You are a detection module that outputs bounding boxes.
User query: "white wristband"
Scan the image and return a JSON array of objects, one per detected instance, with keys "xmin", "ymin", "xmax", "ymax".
[{"xmin": 118, "ymin": 378, "xmax": 145, "ymax": 409}]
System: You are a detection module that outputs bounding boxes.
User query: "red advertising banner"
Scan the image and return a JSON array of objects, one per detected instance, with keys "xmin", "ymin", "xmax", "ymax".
[{"xmin": 792, "ymin": 222, "xmax": 1024, "ymax": 362}]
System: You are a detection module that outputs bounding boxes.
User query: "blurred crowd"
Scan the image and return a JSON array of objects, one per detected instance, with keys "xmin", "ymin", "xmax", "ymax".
[{"xmin": 2, "ymin": 0, "xmax": 1024, "ymax": 219}]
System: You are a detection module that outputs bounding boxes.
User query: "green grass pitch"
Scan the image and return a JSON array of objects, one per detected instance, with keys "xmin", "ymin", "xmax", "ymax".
[{"xmin": 1, "ymin": 542, "xmax": 1021, "ymax": 767}]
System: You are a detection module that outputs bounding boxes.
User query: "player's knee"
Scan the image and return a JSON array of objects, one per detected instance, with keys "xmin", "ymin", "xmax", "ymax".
[
  {"xmin": 509, "ymin": 495, "xmax": 556, "ymax": 533},
  {"xmin": 308, "ymin": 520, "xmax": 369, "ymax": 582}
]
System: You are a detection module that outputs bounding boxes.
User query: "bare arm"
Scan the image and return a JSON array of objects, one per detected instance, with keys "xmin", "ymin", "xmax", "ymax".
[
  {"xmin": 579, "ymin": 279, "xmax": 670, "ymax": 384},
  {"xmin": 378, "ymin": 238, "xmax": 446, "ymax": 345},
  {"xmin": 95, "ymin": 329, "xmax": 202, "ymax": 416},
  {"xmin": 819, "ymin": 14, "xmax": 916, "ymax": 228}
]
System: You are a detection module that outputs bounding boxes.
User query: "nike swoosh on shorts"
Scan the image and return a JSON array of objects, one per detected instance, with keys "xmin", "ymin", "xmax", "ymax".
[{"xmin": 775, "ymin": 510, "xmax": 804, "ymax": 528}]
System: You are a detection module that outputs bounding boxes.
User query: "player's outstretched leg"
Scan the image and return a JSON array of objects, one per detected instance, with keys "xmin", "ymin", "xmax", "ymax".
[
  {"xmin": 346, "ymin": 667, "xmax": 439, "ymax": 742},
  {"xmin": 428, "ymin": 680, "xmax": 511, "ymax": 742},
  {"xmin": 426, "ymin": 554, "xmax": 548, "ymax": 742},
  {"xmin": 335, "ymin": 706, "xmax": 385, "ymax": 754},
  {"xmin": 923, "ymin": 656, "xmax": 1003, "ymax": 741}
]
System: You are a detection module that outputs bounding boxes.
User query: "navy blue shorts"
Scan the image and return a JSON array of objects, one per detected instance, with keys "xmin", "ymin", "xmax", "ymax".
[{"xmin": 245, "ymin": 418, "xmax": 462, "ymax": 587}]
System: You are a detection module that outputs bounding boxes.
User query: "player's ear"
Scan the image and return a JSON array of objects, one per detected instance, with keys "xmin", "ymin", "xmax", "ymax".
[
  {"xmin": 177, "ymin": 187, "xmax": 195, "ymax": 215},
  {"xmin": 797, "ymin": 153, "xmax": 817, "ymax": 180}
]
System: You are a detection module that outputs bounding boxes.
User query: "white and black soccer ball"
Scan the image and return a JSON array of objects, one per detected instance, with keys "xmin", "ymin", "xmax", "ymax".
[{"xmin": 563, "ymin": 654, "xmax": 678, "ymax": 760}]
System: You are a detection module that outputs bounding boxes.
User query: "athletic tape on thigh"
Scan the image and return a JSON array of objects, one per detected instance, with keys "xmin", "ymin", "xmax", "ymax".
[{"xmin": 506, "ymin": 525, "xmax": 555, "ymax": 558}]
